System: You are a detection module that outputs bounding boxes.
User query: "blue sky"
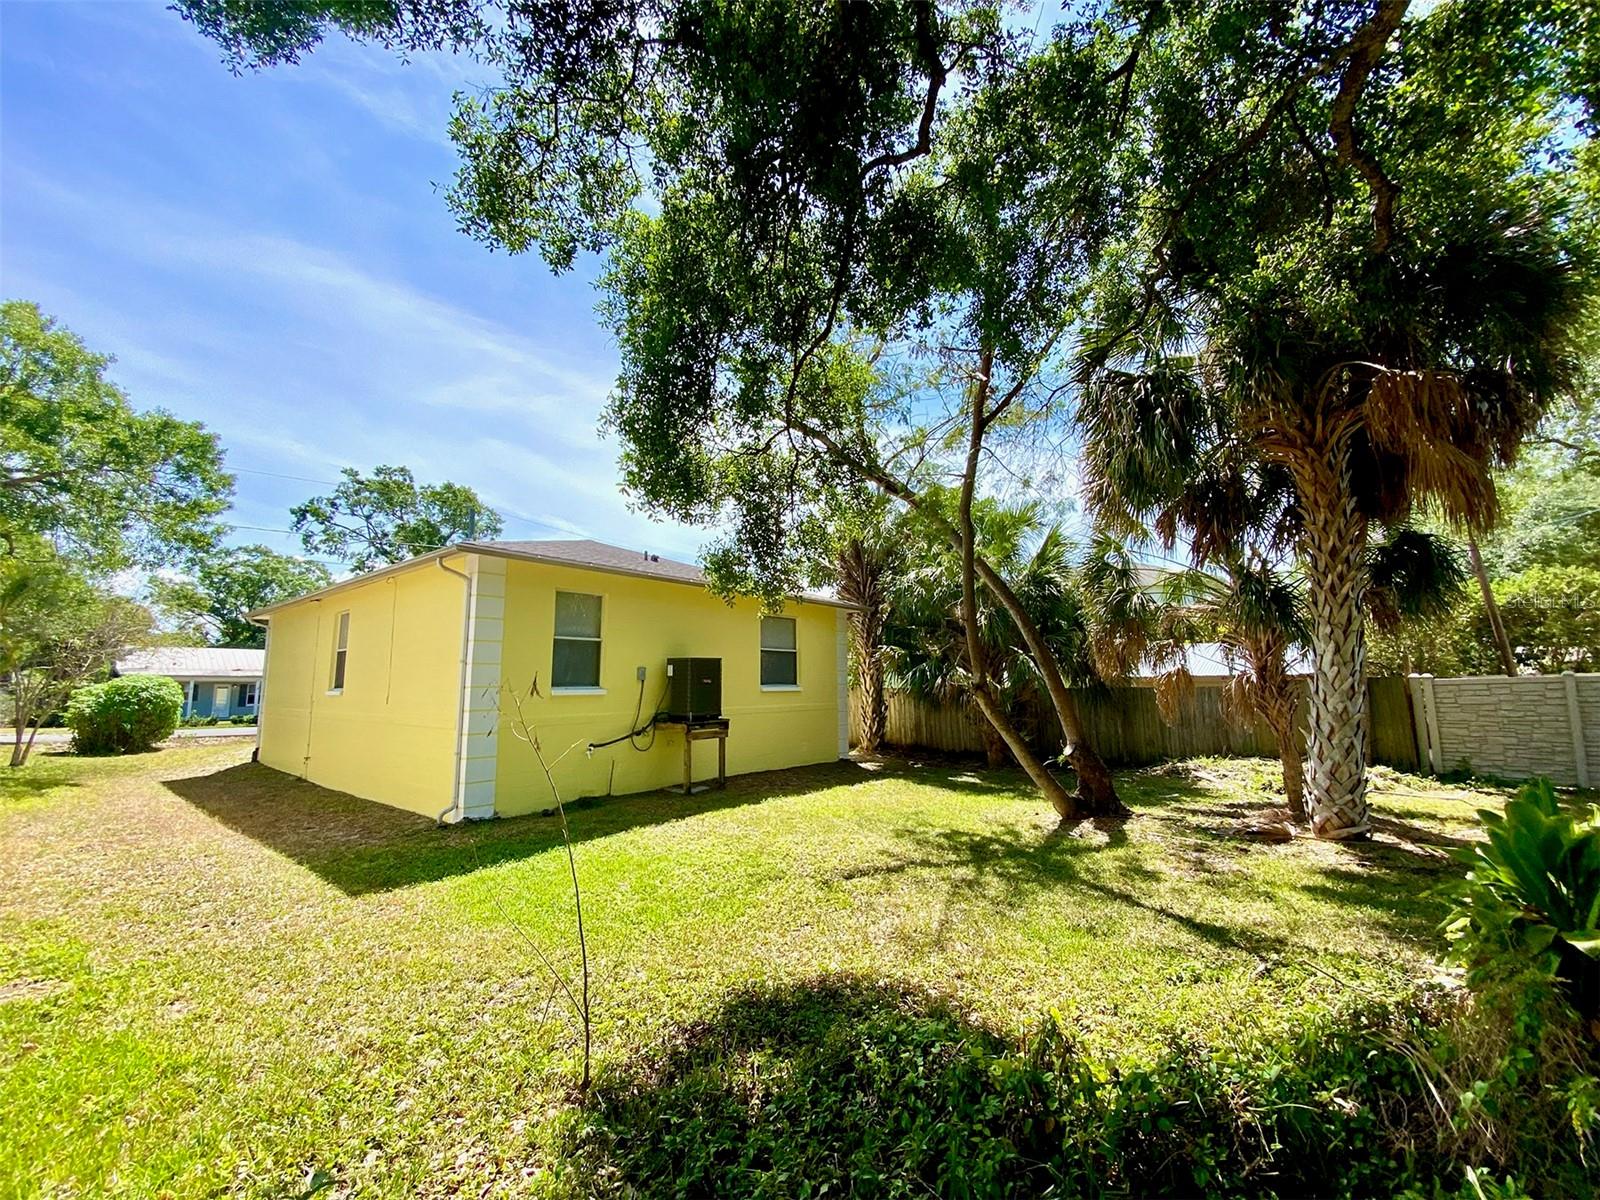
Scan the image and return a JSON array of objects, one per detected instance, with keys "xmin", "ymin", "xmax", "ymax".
[{"xmin": 1, "ymin": 0, "xmax": 709, "ymax": 567}]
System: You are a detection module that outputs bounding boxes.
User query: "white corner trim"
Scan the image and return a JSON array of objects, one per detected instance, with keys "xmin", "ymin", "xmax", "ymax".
[
  {"xmin": 453, "ymin": 554, "xmax": 506, "ymax": 821},
  {"xmin": 835, "ymin": 607, "xmax": 850, "ymax": 758}
]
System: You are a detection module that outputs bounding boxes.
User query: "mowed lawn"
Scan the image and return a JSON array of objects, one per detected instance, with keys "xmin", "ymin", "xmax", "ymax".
[{"xmin": 1, "ymin": 741, "xmax": 1511, "ymax": 1197}]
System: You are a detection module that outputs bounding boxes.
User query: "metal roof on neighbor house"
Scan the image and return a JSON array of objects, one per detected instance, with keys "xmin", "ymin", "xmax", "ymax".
[
  {"xmin": 115, "ymin": 647, "xmax": 265, "ymax": 679},
  {"xmin": 1133, "ymin": 642, "xmax": 1311, "ymax": 680}
]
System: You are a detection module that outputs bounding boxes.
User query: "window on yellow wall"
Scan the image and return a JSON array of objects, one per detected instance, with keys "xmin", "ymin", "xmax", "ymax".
[
  {"xmin": 553, "ymin": 591, "xmax": 603, "ymax": 688},
  {"xmin": 330, "ymin": 611, "xmax": 350, "ymax": 692},
  {"xmin": 760, "ymin": 615, "xmax": 798, "ymax": 686}
]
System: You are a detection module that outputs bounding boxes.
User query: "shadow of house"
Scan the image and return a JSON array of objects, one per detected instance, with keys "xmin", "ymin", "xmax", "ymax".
[{"xmin": 163, "ymin": 758, "xmax": 886, "ymax": 897}]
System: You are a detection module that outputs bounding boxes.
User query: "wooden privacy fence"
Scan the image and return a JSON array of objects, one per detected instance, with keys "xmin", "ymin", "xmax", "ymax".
[{"xmin": 851, "ymin": 677, "xmax": 1421, "ymax": 771}]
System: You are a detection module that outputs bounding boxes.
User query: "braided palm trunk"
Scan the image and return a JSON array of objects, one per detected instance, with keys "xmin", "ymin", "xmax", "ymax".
[
  {"xmin": 854, "ymin": 631, "xmax": 887, "ymax": 753},
  {"xmin": 1239, "ymin": 634, "xmax": 1306, "ymax": 822},
  {"xmin": 1289, "ymin": 445, "xmax": 1372, "ymax": 839}
]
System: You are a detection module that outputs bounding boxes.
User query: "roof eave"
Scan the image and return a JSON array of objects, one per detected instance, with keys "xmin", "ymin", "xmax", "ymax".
[{"xmin": 246, "ymin": 540, "xmax": 860, "ymax": 619}]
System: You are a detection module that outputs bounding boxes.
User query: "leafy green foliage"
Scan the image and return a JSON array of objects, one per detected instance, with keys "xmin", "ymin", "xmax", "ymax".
[
  {"xmin": 1483, "ymin": 445, "xmax": 1600, "ymax": 576},
  {"xmin": 152, "ymin": 544, "xmax": 332, "ymax": 648},
  {"xmin": 1367, "ymin": 564, "xmax": 1600, "ymax": 675},
  {"xmin": 288, "ymin": 464, "xmax": 502, "ymax": 571},
  {"xmin": 575, "ymin": 976, "xmax": 1595, "ymax": 1199},
  {"xmin": 1493, "ymin": 566, "xmax": 1600, "ymax": 673},
  {"xmin": 0, "ymin": 548, "xmax": 154, "ymax": 764},
  {"xmin": 885, "ymin": 500, "xmax": 1094, "ymax": 759},
  {"xmin": 1446, "ymin": 779, "xmax": 1600, "ymax": 992},
  {"xmin": 0, "ymin": 300, "xmax": 232, "ymax": 572},
  {"xmin": 65, "ymin": 675, "xmax": 183, "ymax": 755}
]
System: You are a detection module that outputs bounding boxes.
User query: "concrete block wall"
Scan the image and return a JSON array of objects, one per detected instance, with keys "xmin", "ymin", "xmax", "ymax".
[{"xmin": 1411, "ymin": 673, "xmax": 1596, "ymax": 788}]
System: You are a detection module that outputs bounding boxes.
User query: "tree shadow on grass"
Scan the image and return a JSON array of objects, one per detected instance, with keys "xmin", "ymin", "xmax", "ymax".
[
  {"xmin": 164, "ymin": 758, "xmax": 885, "ymax": 897},
  {"xmin": 571, "ymin": 974, "xmax": 1060, "ymax": 1198},
  {"xmin": 844, "ymin": 820, "xmax": 1303, "ymax": 959},
  {"xmin": 0, "ymin": 765, "xmax": 82, "ymax": 801},
  {"xmin": 567, "ymin": 973, "xmax": 1462, "ymax": 1200}
]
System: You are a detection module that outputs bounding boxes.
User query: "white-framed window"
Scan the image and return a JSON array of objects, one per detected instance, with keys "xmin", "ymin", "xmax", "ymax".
[
  {"xmin": 329, "ymin": 611, "xmax": 350, "ymax": 692},
  {"xmin": 552, "ymin": 591, "xmax": 603, "ymax": 689},
  {"xmin": 242, "ymin": 682, "xmax": 258, "ymax": 708},
  {"xmin": 760, "ymin": 615, "xmax": 798, "ymax": 687}
]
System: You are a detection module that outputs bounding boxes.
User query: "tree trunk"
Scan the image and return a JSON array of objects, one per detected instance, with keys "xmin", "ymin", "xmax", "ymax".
[
  {"xmin": 977, "ymin": 711, "xmax": 1011, "ymax": 767},
  {"xmin": 1274, "ymin": 722, "xmax": 1307, "ymax": 822},
  {"xmin": 969, "ymin": 685, "xmax": 1075, "ymax": 813},
  {"xmin": 1468, "ymin": 534, "xmax": 1517, "ymax": 676},
  {"xmin": 954, "ymin": 351, "xmax": 1083, "ymax": 821},
  {"xmin": 968, "ymin": 558, "xmax": 1126, "ymax": 816},
  {"xmin": 1289, "ymin": 442, "xmax": 1372, "ymax": 839},
  {"xmin": 788, "ymin": 410, "xmax": 1124, "ymax": 816},
  {"xmin": 854, "ymin": 628, "xmax": 887, "ymax": 754},
  {"xmin": 10, "ymin": 703, "xmax": 31, "ymax": 767}
]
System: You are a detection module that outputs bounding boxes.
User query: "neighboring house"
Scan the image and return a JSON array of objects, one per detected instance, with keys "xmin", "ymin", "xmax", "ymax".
[
  {"xmin": 247, "ymin": 539, "xmax": 853, "ymax": 822},
  {"xmin": 1132, "ymin": 642, "xmax": 1312, "ymax": 683},
  {"xmin": 113, "ymin": 647, "xmax": 265, "ymax": 720}
]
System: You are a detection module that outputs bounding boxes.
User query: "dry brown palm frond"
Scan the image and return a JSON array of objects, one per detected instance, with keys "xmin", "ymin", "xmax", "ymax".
[
  {"xmin": 1361, "ymin": 367, "xmax": 1511, "ymax": 530},
  {"xmin": 1153, "ymin": 665, "xmax": 1195, "ymax": 722}
]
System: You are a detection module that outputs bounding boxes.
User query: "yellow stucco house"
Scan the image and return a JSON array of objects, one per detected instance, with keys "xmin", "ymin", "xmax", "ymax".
[{"xmin": 247, "ymin": 540, "xmax": 852, "ymax": 821}]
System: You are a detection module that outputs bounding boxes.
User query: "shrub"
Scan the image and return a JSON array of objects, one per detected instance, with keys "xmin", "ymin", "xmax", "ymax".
[
  {"xmin": 567, "ymin": 976, "xmax": 1599, "ymax": 1199},
  {"xmin": 65, "ymin": 675, "xmax": 183, "ymax": 754},
  {"xmin": 1445, "ymin": 778, "xmax": 1600, "ymax": 1021}
]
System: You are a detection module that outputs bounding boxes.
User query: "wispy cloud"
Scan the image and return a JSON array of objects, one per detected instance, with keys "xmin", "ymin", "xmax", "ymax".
[{"xmin": 1, "ymin": 5, "xmax": 710, "ymax": 565}]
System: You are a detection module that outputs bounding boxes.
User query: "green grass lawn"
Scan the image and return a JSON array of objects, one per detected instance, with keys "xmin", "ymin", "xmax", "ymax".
[{"xmin": 0, "ymin": 742, "xmax": 1522, "ymax": 1197}]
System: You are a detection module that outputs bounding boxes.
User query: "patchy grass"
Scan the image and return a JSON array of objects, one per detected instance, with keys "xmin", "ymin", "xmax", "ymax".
[{"xmin": 0, "ymin": 742, "xmax": 1533, "ymax": 1197}]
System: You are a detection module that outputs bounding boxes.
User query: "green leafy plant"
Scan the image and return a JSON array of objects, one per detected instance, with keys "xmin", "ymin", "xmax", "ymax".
[
  {"xmin": 1446, "ymin": 779, "xmax": 1600, "ymax": 1019},
  {"xmin": 64, "ymin": 675, "xmax": 183, "ymax": 755}
]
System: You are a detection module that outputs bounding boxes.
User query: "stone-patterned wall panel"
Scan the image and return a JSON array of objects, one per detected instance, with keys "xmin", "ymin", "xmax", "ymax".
[{"xmin": 1429, "ymin": 676, "xmax": 1588, "ymax": 787}]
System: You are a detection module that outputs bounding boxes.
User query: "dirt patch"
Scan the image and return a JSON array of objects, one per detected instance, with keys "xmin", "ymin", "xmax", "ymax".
[{"xmin": 0, "ymin": 977, "xmax": 66, "ymax": 1005}]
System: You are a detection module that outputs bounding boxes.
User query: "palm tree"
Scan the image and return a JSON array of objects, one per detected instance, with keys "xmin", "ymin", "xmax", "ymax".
[
  {"xmin": 830, "ymin": 499, "xmax": 901, "ymax": 755},
  {"xmin": 1085, "ymin": 539, "xmax": 1311, "ymax": 818},
  {"xmin": 886, "ymin": 502, "xmax": 1099, "ymax": 775},
  {"xmin": 1076, "ymin": 3, "xmax": 1597, "ymax": 838}
]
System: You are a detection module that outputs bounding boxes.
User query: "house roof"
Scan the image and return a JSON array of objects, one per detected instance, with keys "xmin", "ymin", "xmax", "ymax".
[
  {"xmin": 247, "ymin": 538, "xmax": 854, "ymax": 618},
  {"xmin": 471, "ymin": 539, "xmax": 710, "ymax": 586},
  {"xmin": 115, "ymin": 647, "xmax": 265, "ymax": 679}
]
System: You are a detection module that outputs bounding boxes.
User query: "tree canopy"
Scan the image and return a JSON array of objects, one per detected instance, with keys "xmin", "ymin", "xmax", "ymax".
[
  {"xmin": 0, "ymin": 546, "xmax": 154, "ymax": 765},
  {"xmin": 0, "ymin": 300, "xmax": 232, "ymax": 572},
  {"xmin": 177, "ymin": 0, "xmax": 1600, "ymax": 831},
  {"xmin": 290, "ymin": 464, "xmax": 503, "ymax": 571},
  {"xmin": 152, "ymin": 544, "xmax": 333, "ymax": 647}
]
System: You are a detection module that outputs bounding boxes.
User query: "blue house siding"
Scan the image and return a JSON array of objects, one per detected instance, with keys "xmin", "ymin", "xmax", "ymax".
[{"xmin": 180, "ymin": 679, "xmax": 259, "ymax": 720}]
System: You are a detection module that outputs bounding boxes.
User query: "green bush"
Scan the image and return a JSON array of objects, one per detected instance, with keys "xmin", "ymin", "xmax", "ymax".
[
  {"xmin": 1446, "ymin": 778, "xmax": 1600, "ymax": 1020},
  {"xmin": 568, "ymin": 976, "xmax": 1598, "ymax": 1199},
  {"xmin": 65, "ymin": 675, "xmax": 184, "ymax": 754}
]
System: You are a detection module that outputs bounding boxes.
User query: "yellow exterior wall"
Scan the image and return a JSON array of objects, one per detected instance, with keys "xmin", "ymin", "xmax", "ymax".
[
  {"xmin": 491, "ymin": 559, "xmax": 843, "ymax": 816},
  {"xmin": 256, "ymin": 551, "xmax": 846, "ymax": 820},
  {"xmin": 258, "ymin": 556, "xmax": 466, "ymax": 818}
]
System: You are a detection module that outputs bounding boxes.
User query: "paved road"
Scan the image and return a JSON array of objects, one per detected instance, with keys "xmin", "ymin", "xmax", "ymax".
[{"xmin": 3, "ymin": 726, "xmax": 258, "ymax": 746}]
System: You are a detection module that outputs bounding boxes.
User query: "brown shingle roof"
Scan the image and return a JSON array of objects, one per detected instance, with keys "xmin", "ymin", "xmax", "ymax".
[
  {"xmin": 248, "ymin": 538, "xmax": 853, "ymax": 617},
  {"xmin": 468, "ymin": 539, "xmax": 708, "ymax": 585}
]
